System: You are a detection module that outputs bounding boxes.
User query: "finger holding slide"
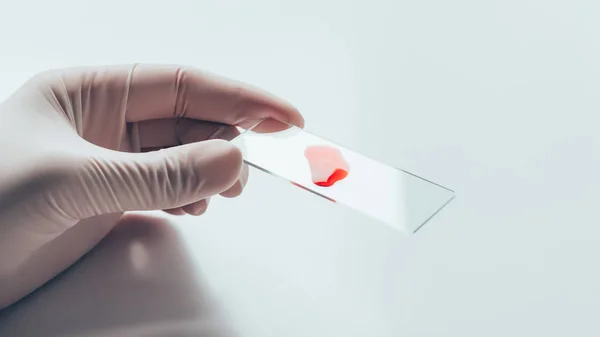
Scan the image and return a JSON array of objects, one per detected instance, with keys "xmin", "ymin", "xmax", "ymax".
[
  {"xmin": 220, "ymin": 162, "xmax": 249, "ymax": 198},
  {"xmin": 136, "ymin": 118, "xmax": 250, "ymax": 202},
  {"xmin": 124, "ymin": 64, "xmax": 305, "ymax": 130}
]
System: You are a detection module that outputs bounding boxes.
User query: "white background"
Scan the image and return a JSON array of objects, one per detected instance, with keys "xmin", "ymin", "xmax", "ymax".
[{"xmin": 1, "ymin": 0, "xmax": 599, "ymax": 336}]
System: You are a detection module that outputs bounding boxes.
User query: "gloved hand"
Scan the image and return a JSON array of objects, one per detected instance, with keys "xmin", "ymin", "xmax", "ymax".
[{"xmin": 0, "ymin": 64, "xmax": 304, "ymax": 309}]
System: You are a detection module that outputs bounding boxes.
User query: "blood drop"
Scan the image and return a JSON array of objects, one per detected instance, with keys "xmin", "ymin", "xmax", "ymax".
[{"xmin": 304, "ymin": 145, "xmax": 350, "ymax": 187}]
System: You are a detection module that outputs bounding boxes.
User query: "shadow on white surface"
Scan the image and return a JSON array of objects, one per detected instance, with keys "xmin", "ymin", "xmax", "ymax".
[{"xmin": 0, "ymin": 214, "xmax": 236, "ymax": 337}]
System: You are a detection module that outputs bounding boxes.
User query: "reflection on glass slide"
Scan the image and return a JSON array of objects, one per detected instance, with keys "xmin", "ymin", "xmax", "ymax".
[{"xmin": 230, "ymin": 119, "xmax": 455, "ymax": 234}]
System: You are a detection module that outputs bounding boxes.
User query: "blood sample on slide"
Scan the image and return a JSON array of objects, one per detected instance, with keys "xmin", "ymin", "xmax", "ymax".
[
  {"xmin": 229, "ymin": 119, "xmax": 455, "ymax": 234},
  {"xmin": 304, "ymin": 145, "xmax": 350, "ymax": 187}
]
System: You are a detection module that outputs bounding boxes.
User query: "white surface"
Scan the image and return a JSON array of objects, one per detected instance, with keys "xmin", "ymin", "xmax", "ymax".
[{"xmin": 1, "ymin": 0, "xmax": 599, "ymax": 336}]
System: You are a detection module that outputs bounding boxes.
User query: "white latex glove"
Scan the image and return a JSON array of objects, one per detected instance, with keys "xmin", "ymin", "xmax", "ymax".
[{"xmin": 0, "ymin": 64, "xmax": 304, "ymax": 309}]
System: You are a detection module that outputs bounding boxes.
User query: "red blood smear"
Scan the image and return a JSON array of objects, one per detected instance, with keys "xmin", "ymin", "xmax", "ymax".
[
  {"xmin": 304, "ymin": 145, "xmax": 350, "ymax": 187},
  {"xmin": 314, "ymin": 169, "xmax": 349, "ymax": 187}
]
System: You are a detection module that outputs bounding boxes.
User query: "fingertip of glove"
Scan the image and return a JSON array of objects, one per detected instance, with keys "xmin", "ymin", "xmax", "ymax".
[
  {"xmin": 186, "ymin": 139, "xmax": 244, "ymax": 194},
  {"xmin": 208, "ymin": 139, "xmax": 243, "ymax": 164}
]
